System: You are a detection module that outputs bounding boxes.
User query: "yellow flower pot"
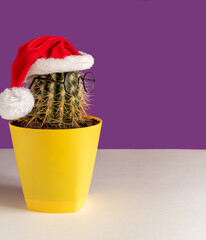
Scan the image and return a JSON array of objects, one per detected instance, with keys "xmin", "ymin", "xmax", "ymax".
[{"xmin": 9, "ymin": 116, "xmax": 102, "ymax": 213}]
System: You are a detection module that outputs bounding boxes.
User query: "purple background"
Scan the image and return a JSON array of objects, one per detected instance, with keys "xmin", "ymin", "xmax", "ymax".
[{"xmin": 0, "ymin": 0, "xmax": 206, "ymax": 149}]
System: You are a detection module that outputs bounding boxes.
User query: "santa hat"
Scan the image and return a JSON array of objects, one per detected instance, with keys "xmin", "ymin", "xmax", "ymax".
[{"xmin": 0, "ymin": 36, "xmax": 94, "ymax": 120}]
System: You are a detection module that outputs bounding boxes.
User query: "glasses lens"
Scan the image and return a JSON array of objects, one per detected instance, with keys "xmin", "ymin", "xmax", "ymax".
[
  {"xmin": 83, "ymin": 72, "xmax": 95, "ymax": 93},
  {"xmin": 64, "ymin": 72, "xmax": 76, "ymax": 94}
]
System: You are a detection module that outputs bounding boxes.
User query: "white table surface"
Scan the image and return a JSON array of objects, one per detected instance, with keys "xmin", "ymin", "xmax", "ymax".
[{"xmin": 1, "ymin": 149, "xmax": 206, "ymax": 240}]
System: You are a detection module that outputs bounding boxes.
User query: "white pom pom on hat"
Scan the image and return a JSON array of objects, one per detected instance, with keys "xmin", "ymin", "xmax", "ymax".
[
  {"xmin": 0, "ymin": 36, "xmax": 94, "ymax": 120},
  {"xmin": 0, "ymin": 88, "xmax": 34, "ymax": 120}
]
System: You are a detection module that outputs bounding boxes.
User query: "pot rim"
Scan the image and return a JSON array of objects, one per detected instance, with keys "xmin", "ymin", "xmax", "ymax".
[{"xmin": 9, "ymin": 115, "xmax": 102, "ymax": 132}]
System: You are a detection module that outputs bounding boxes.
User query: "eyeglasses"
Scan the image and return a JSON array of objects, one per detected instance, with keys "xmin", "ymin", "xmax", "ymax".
[{"xmin": 29, "ymin": 72, "xmax": 95, "ymax": 94}]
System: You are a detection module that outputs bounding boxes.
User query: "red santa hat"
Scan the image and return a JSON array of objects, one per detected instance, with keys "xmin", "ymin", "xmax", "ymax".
[{"xmin": 0, "ymin": 36, "xmax": 94, "ymax": 120}]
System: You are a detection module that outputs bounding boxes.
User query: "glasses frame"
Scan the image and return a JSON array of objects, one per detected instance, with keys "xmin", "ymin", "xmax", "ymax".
[
  {"xmin": 29, "ymin": 72, "xmax": 95, "ymax": 94},
  {"xmin": 77, "ymin": 72, "xmax": 95, "ymax": 93}
]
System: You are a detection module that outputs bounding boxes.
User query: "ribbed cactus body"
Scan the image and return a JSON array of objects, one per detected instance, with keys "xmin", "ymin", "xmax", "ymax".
[{"xmin": 23, "ymin": 72, "xmax": 89, "ymax": 129}]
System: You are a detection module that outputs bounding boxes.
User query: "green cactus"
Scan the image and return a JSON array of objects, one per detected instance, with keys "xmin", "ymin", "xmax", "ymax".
[{"xmin": 18, "ymin": 72, "xmax": 91, "ymax": 129}]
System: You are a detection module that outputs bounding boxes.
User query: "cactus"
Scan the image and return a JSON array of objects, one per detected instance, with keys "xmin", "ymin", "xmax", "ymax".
[{"xmin": 17, "ymin": 72, "xmax": 91, "ymax": 129}]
